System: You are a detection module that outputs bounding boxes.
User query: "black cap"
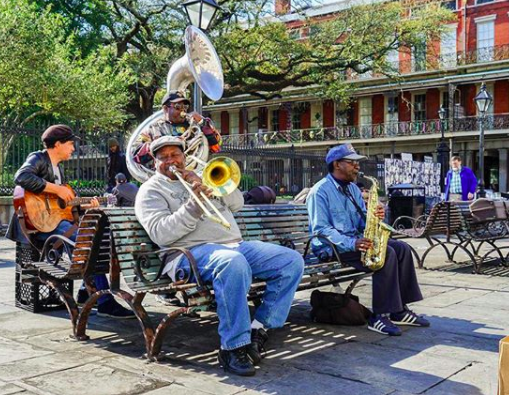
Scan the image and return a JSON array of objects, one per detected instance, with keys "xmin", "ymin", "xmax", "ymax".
[
  {"xmin": 115, "ymin": 173, "xmax": 127, "ymax": 183},
  {"xmin": 161, "ymin": 90, "xmax": 191, "ymax": 107},
  {"xmin": 41, "ymin": 124, "xmax": 79, "ymax": 144}
]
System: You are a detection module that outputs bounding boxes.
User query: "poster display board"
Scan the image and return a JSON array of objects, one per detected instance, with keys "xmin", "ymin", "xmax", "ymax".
[{"xmin": 385, "ymin": 158, "xmax": 441, "ymax": 197}]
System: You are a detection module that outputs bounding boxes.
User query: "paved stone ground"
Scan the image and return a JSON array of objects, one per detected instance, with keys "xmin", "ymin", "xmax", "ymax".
[{"xmin": 0, "ymin": 237, "xmax": 507, "ymax": 395}]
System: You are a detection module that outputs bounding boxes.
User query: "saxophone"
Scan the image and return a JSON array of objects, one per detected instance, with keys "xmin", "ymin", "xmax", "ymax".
[{"xmin": 360, "ymin": 173, "xmax": 394, "ymax": 271}]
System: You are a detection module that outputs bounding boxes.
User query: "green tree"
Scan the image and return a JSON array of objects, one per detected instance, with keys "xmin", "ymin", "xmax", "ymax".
[
  {"xmin": 214, "ymin": 1, "xmax": 453, "ymax": 102},
  {"xmin": 0, "ymin": 0, "xmax": 132, "ymax": 127}
]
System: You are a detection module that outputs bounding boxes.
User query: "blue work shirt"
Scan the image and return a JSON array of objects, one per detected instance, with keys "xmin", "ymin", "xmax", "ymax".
[{"xmin": 307, "ymin": 174, "xmax": 366, "ymax": 257}]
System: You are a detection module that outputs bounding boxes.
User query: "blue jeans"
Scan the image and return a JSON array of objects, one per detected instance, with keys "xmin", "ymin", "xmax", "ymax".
[
  {"xmin": 36, "ymin": 220, "xmax": 112, "ymax": 305},
  {"xmin": 177, "ymin": 241, "xmax": 304, "ymax": 350}
]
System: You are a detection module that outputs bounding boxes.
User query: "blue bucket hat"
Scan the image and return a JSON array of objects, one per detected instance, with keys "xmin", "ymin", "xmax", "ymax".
[{"xmin": 325, "ymin": 143, "xmax": 367, "ymax": 165}]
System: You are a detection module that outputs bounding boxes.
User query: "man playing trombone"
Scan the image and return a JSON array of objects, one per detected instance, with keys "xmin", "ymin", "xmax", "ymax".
[{"xmin": 135, "ymin": 135, "xmax": 304, "ymax": 377}]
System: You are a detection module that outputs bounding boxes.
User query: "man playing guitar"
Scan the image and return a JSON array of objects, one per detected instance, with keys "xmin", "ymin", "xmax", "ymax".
[{"xmin": 7, "ymin": 124, "xmax": 134, "ymax": 319}]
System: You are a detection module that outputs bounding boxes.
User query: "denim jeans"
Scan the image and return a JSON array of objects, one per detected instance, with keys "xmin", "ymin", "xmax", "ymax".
[
  {"xmin": 177, "ymin": 241, "xmax": 304, "ymax": 350},
  {"xmin": 36, "ymin": 220, "xmax": 112, "ymax": 305}
]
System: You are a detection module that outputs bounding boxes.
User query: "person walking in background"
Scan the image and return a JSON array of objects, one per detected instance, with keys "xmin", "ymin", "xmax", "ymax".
[
  {"xmin": 106, "ymin": 138, "xmax": 130, "ymax": 193},
  {"xmin": 444, "ymin": 156, "xmax": 477, "ymax": 201},
  {"xmin": 112, "ymin": 173, "xmax": 139, "ymax": 207}
]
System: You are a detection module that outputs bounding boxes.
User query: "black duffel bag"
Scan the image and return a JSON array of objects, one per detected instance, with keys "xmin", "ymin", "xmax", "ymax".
[{"xmin": 310, "ymin": 290, "xmax": 371, "ymax": 326}]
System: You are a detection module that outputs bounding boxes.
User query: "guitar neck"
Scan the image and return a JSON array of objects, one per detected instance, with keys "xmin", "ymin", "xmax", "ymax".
[{"xmin": 68, "ymin": 196, "xmax": 108, "ymax": 207}]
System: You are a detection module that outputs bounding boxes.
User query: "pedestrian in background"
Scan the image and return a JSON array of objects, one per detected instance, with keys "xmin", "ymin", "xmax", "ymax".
[
  {"xmin": 107, "ymin": 138, "xmax": 130, "ymax": 193},
  {"xmin": 444, "ymin": 156, "xmax": 477, "ymax": 201},
  {"xmin": 112, "ymin": 173, "xmax": 138, "ymax": 207}
]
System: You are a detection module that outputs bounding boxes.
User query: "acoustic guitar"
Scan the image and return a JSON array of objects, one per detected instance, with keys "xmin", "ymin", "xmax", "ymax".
[{"xmin": 13, "ymin": 185, "xmax": 108, "ymax": 233}]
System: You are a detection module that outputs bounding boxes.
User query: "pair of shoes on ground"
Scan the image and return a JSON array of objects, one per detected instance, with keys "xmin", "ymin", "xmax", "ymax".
[
  {"xmin": 154, "ymin": 293, "xmax": 182, "ymax": 307},
  {"xmin": 218, "ymin": 328, "xmax": 269, "ymax": 377},
  {"xmin": 77, "ymin": 290, "xmax": 135, "ymax": 319},
  {"xmin": 368, "ymin": 308, "xmax": 430, "ymax": 336}
]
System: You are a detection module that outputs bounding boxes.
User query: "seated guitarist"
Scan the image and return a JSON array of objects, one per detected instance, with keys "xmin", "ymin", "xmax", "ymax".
[{"xmin": 7, "ymin": 124, "xmax": 134, "ymax": 319}]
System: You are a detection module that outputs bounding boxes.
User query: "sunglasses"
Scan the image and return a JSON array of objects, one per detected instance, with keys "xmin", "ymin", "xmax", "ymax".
[
  {"xmin": 171, "ymin": 103, "xmax": 190, "ymax": 111},
  {"xmin": 341, "ymin": 159, "xmax": 360, "ymax": 165}
]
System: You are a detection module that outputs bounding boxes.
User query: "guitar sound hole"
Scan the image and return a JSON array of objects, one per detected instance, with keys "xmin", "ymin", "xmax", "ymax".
[{"xmin": 58, "ymin": 199, "xmax": 67, "ymax": 209}]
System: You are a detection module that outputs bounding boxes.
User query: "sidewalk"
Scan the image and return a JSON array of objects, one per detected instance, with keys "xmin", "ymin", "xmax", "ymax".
[{"xmin": 0, "ymin": 237, "xmax": 506, "ymax": 395}]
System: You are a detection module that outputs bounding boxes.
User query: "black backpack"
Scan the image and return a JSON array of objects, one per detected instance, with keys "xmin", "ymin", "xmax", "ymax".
[{"xmin": 310, "ymin": 290, "xmax": 371, "ymax": 326}]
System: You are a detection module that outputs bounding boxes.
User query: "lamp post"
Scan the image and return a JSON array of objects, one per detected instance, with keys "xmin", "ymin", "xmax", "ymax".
[
  {"xmin": 474, "ymin": 82, "xmax": 493, "ymax": 198},
  {"xmin": 437, "ymin": 105, "xmax": 450, "ymax": 192},
  {"xmin": 182, "ymin": 0, "xmax": 220, "ymax": 113}
]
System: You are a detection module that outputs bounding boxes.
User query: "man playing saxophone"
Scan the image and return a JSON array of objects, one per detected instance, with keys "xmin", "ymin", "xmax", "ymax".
[
  {"xmin": 135, "ymin": 136, "xmax": 304, "ymax": 376},
  {"xmin": 307, "ymin": 143, "xmax": 429, "ymax": 336}
]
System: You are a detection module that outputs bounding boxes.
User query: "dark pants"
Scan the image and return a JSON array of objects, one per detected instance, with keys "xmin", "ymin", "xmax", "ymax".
[{"xmin": 340, "ymin": 239, "xmax": 423, "ymax": 315}]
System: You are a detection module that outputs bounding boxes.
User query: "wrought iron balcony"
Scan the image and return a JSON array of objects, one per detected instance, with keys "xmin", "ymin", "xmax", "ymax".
[{"xmin": 221, "ymin": 113, "xmax": 509, "ymax": 148}]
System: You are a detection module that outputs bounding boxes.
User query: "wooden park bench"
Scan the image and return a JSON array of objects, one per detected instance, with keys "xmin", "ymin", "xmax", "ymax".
[
  {"xmin": 392, "ymin": 201, "xmax": 477, "ymax": 269},
  {"xmin": 452, "ymin": 200, "xmax": 509, "ymax": 273},
  {"xmin": 15, "ymin": 210, "xmax": 111, "ymax": 325},
  {"xmin": 64, "ymin": 204, "xmax": 371, "ymax": 361}
]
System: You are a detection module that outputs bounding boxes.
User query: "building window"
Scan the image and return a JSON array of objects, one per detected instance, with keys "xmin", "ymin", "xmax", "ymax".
[
  {"xmin": 230, "ymin": 111, "xmax": 239, "ymax": 134},
  {"xmin": 442, "ymin": 91, "xmax": 450, "ymax": 119},
  {"xmin": 413, "ymin": 94, "xmax": 426, "ymax": 121},
  {"xmin": 443, "ymin": 0, "xmax": 457, "ymax": 10},
  {"xmin": 412, "ymin": 39, "xmax": 427, "ymax": 72},
  {"xmin": 440, "ymin": 27, "xmax": 457, "ymax": 69},
  {"xmin": 271, "ymin": 109, "xmax": 280, "ymax": 131},
  {"xmin": 477, "ymin": 20, "xmax": 494, "ymax": 62},
  {"xmin": 476, "ymin": 0, "xmax": 494, "ymax": 4},
  {"xmin": 386, "ymin": 96, "xmax": 399, "ymax": 123},
  {"xmin": 359, "ymin": 98, "xmax": 372, "ymax": 126}
]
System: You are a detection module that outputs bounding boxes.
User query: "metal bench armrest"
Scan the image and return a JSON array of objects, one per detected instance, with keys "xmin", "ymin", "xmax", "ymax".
[
  {"xmin": 134, "ymin": 246, "xmax": 207, "ymax": 290},
  {"xmin": 303, "ymin": 235, "xmax": 343, "ymax": 266},
  {"xmin": 41, "ymin": 234, "xmax": 75, "ymax": 265}
]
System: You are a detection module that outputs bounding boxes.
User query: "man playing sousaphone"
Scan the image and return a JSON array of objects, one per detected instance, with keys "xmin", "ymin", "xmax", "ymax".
[
  {"xmin": 135, "ymin": 135, "xmax": 304, "ymax": 376},
  {"xmin": 307, "ymin": 143, "xmax": 429, "ymax": 336},
  {"xmin": 133, "ymin": 90, "xmax": 221, "ymax": 170}
]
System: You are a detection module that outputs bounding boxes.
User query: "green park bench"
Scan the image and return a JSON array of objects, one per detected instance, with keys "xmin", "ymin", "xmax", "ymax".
[{"xmin": 64, "ymin": 204, "xmax": 369, "ymax": 360}]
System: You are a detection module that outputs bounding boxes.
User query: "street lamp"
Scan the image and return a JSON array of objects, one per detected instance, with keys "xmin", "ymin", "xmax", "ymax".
[
  {"xmin": 474, "ymin": 82, "xmax": 493, "ymax": 198},
  {"xmin": 437, "ymin": 105, "xmax": 450, "ymax": 192},
  {"xmin": 182, "ymin": 0, "xmax": 220, "ymax": 113},
  {"xmin": 182, "ymin": 0, "xmax": 220, "ymax": 31}
]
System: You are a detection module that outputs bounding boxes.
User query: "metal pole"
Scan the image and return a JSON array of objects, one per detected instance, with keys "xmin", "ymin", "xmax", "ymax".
[
  {"xmin": 194, "ymin": 84, "xmax": 202, "ymax": 114},
  {"xmin": 478, "ymin": 115, "xmax": 486, "ymax": 198}
]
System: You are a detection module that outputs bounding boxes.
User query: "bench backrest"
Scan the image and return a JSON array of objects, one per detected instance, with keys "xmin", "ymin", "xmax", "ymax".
[
  {"xmin": 102, "ymin": 205, "xmax": 310, "ymax": 293},
  {"xmin": 72, "ymin": 210, "xmax": 111, "ymax": 277},
  {"xmin": 421, "ymin": 202, "xmax": 465, "ymax": 236}
]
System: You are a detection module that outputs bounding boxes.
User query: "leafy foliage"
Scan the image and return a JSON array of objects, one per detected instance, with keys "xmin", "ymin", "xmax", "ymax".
[
  {"xmin": 0, "ymin": 0, "xmax": 132, "ymax": 128},
  {"xmin": 214, "ymin": 1, "xmax": 453, "ymax": 103}
]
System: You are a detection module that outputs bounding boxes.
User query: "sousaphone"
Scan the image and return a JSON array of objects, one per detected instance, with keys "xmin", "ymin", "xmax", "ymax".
[{"xmin": 126, "ymin": 25, "xmax": 224, "ymax": 183}]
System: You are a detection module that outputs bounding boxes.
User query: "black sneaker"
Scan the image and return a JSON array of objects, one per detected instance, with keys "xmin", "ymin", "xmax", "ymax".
[
  {"xmin": 97, "ymin": 299, "xmax": 136, "ymax": 319},
  {"xmin": 218, "ymin": 346, "xmax": 256, "ymax": 377},
  {"xmin": 77, "ymin": 289, "xmax": 89, "ymax": 306},
  {"xmin": 154, "ymin": 293, "xmax": 181, "ymax": 306},
  {"xmin": 246, "ymin": 328, "xmax": 268, "ymax": 365}
]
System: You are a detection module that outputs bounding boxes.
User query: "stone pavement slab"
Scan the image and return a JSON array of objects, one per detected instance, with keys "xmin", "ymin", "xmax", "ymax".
[
  {"xmin": 0, "ymin": 237, "xmax": 505, "ymax": 394},
  {"xmin": 22, "ymin": 363, "xmax": 172, "ymax": 395}
]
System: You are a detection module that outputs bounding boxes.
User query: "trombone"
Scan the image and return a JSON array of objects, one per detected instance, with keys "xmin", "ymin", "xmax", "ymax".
[{"xmin": 168, "ymin": 155, "xmax": 241, "ymax": 230}]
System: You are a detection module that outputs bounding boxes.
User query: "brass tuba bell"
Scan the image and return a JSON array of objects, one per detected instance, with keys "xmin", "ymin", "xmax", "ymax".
[{"xmin": 126, "ymin": 25, "xmax": 224, "ymax": 183}]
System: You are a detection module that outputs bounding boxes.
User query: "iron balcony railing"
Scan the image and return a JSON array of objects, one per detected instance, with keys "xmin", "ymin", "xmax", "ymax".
[{"xmin": 221, "ymin": 113, "xmax": 509, "ymax": 148}]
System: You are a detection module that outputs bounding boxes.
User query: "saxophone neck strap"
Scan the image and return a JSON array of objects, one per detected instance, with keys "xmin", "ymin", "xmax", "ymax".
[{"xmin": 338, "ymin": 184, "xmax": 366, "ymax": 222}]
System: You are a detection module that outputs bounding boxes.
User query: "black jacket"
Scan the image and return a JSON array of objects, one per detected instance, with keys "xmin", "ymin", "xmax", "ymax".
[
  {"xmin": 14, "ymin": 150, "xmax": 65, "ymax": 193},
  {"xmin": 7, "ymin": 150, "xmax": 66, "ymax": 243},
  {"xmin": 112, "ymin": 182, "xmax": 139, "ymax": 207}
]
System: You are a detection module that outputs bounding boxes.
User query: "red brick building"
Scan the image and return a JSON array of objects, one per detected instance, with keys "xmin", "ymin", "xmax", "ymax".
[{"xmin": 205, "ymin": 0, "xmax": 509, "ymax": 192}]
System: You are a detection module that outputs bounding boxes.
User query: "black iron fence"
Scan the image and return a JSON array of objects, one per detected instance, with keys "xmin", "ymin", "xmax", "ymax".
[
  {"xmin": 0, "ymin": 123, "xmax": 126, "ymax": 196},
  {"xmin": 0, "ymin": 124, "xmax": 386, "ymax": 198}
]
